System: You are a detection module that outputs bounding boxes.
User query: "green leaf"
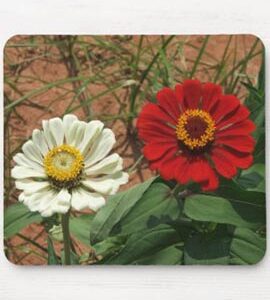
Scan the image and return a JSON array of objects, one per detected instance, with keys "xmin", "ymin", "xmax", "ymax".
[
  {"xmin": 4, "ymin": 203, "xmax": 42, "ymax": 239},
  {"xmin": 184, "ymin": 226, "xmax": 232, "ymax": 265},
  {"xmin": 217, "ymin": 178, "xmax": 265, "ymax": 207},
  {"xmin": 105, "ymin": 224, "xmax": 182, "ymax": 265},
  {"xmin": 136, "ymin": 244, "xmax": 183, "ymax": 265},
  {"xmin": 93, "ymin": 236, "xmax": 127, "ymax": 259},
  {"xmin": 184, "ymin": 193, "xmax": 265, "ymax": 230},
  {"xmin": 69, "ymin": 214, "xmax": 94, "ymax": 246},
  {"xmin": 238, "ymin": 164, "xmax": 265, "ymax": 192},
  {"xmin": 90, "ymin": 177, "xmax": 157, "ymax": 244},
  {"xmin": 47, "ymin": 237, "xmax": 60, "ymax": 265},
  {"xmin": 230, "ymin": 227, "xmax": 266, "ymax": 265},
  {"xmin": 61, "ymin": 250, "xmax": 80, "ymax": 265},
  {"xmin": 116, "ymin": 182, "xmax": 179, "ymax": 236}
]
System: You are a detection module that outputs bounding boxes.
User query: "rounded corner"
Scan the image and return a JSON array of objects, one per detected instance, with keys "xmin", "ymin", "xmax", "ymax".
[
  {"xmin": 3, "ymin": 34, "xmax": 22, "ymax": 52},
  {"xmin": 246, "ymin": 34, "xmax": 265, "ymax": 50}
]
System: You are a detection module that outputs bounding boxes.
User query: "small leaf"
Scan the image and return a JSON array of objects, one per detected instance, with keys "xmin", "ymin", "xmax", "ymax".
[
  {"xmin": 4, "ymin": 203, "xmax": 42, "ymax": 239},
  {"xmin": 93, "ymin": 236, "xmax": 127, "ymax": 258},
  {"xmin": 238, "ymin": 164, "xmax": 265, "ymax": 192},
  {"xmin": 47, "ymin": 237, "xmax": 60, "ymax": 265}
]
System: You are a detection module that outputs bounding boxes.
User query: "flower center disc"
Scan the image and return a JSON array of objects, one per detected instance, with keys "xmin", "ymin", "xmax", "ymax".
[
  {"xmin": 44, "ymin": 144, "xmax": 84, "ymax": 182},
  {"xmin": 176, "ymin": 109, "xmax": 215, "ymax": 150}
]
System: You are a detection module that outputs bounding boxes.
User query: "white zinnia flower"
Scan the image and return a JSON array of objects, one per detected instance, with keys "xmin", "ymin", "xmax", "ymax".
[{"xmin": 12, "ymin": 114, "xmax": 128, "ymax": 217}]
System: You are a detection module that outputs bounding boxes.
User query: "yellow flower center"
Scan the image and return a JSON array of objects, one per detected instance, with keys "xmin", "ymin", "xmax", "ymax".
[
  {"xmin": 44, "ymin": 144, "xmax": 84, "ymax": 182},
  {"xmin": 176, "ymin": 109, "xmax": 216, "ymax": 150}
]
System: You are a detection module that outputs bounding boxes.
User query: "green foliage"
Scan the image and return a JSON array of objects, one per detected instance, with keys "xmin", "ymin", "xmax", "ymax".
[
  {"xmin": 69, "ymin": 214, "xmax": 94, "ymax": 245},
  {"xmin": 104, "ymin": 225, "xmax": 182, "ymax": 265},
  {"xmin": 47, "ymin": 237, "xmax": 60, "ymax": 265},
  {"xmin": 4, "ymin": 203, "xmax": 42, "ymax": 239},
  {"xmin": 184, "ymin": 188, "xmax": 265, "ymax": 230},
  {"xmin": 90, "ymin": 177, "xmax": 157, "ymax": 244}
]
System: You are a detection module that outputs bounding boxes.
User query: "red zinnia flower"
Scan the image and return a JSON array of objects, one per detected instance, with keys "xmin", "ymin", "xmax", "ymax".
[{"xmin": 137, "ymin": 80, "xmax": 256, "ymax": 191}]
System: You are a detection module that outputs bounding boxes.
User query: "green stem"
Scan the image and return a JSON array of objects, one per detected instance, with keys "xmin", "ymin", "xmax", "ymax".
[{"xmin": 61, "ymin": 212, "xmax": 71, "ymax": 265}]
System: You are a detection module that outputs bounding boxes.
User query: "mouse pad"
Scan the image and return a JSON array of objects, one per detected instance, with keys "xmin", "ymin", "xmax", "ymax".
[{"xmin": 3, "ymin": 35, "xmax": 265, "ymax": 265}]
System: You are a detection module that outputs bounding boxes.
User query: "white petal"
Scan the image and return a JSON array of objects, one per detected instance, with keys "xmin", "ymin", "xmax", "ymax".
[
  {"xmin": 87, "ymin": 193, "xmax": 106, "ymax": 212},
  {"xmin": 78, "ymin": 120, "xmax": 104, "ymax": 156},
  {"xmin": 23, "ymin": 188, "xmax": 53, "ymax": 213},
  {"xmin": 32, "ymin": 129, "xmax": 49, "ymax": 156},
  {"xmin": 38, "ymin": 189, "xmax": 71, "ymax": 217},
  {"xmin": 82, "ymin": 171, "xmax": 129, "ymax": 195},
  {"xmin": 84, "ymin": 128, "xmax": 116, "ymax": 167},
  {"xmin": 13, "ymin": 153, "xmax": 44, "ymax": 172},
  {"xmin": 63, "ymin": 114, "xmax": 78, "ymax": 142},
  {"xmin": 71, "ymin": 188, "xmax": 105, "ymax": 211},
  {"xmin": 65, "ymin": 120, "xmax": 79, "ymax": 145},
  {"xmin": 22, "ymin": 140, "xmax": 43, "ymax": 164},
  {"xmin": 51, "ymin": 189, "xmax": 71, "ymax": 215},
  {"xmin": 42, "ymin": 120, "xmax": 57, "ymax": 149},
  {"xmin": 15, "ymin": 179, "xmax": 50, "ymax": 194},
  {"xmin": 70, "ymin": 188, "xmax": 89, "ymax": 210},
  {"xmin": 49, "ymin": 118, "xmax": 64, "ymax": 146},
  {"xmin": 72, "ymin": 121, "xmax": 87, "ymax": 147},
  {"xmin": 12, "ymin": 166, "xmax": 47, "ymax": 179},
  {"xmin": 85, "ymin": 153, "xmax": 123, "ymax": 176},
  {"xmin": 67, "ymin": 120, "xmax": 86, "ymax": 147},
  {"xmin": 18, "ymin": 192, "xmax": 26, "ymax": 202}
]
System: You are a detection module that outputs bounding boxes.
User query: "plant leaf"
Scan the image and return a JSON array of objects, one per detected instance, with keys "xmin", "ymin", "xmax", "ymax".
[
  {"xmin": 4, "ymin": 203, "xmax": 42, "ymax": 239},
  {"xmin": 47, "ymin": 237, "xmax": 60, "ymax": 265},
  {"xmin": 230, "ymin": 227, "xmax": 266, "ymax": 265},
  {"xmin": 116, "ymin": 182, "xmax": 180, "ymax": 235},
  {"xmin": 90, "ymin": 177, "xmax": 157, "ymax": 244},
  {"xmin": 184, "ymin": 226, "xmax": 231, "ymax": 265},
  {"xmin": 237, "ymin": 164, "xmax": 265, "ymax": 192},
  {"xmin": 69, "ymin": 214, "xmax": 94, "ymax": 246},
  {"xmin": 105, "ymin": 224, "xmax": 182, "ymax": 265},
  {"xmin": 184, "ymin": 193, "xmax": 265, "ymax": 230}
]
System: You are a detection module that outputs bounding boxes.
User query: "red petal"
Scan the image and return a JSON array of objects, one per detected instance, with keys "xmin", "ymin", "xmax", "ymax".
[
  {"xmin": 215, "ymin": 135, "xmax": 255, "ymax": 153},
  {"xmin": 201, "ymin": 168, "xmax": 219, "ymax": 191},
  {"xmin": 160, "ymin": 155, "xmax": 186, "ymax": 180},
  {"xmin": 143, "ymin": 142, "xmax": 178, "ymax": 161},
  {"xmin": 216, "ymin": 119, "xmax": 256, "ymax": 138},
  {"xmin": 202, "ymin": 82, "xmax": 222, "ymax": 111},
  {"xmin": 174, "ymin": 157, "xmax": 191, "ymax": 184},
  {"xmin": 149, "ymin": 147, "xmax": 178, "ymax": 171},
  {"xmin": 156, "ymin": 87, "xmax": 181, "ymax": 121},
  {"xmin": 175, "ymin": 156, "xmax": 211, "ymax": 185},
  {"xmin": 217, "ymin": 105, "xmax": 250, "ymax": 129},
  {"xmin": 182, "ymin": 80, "xmax": 202, "ymax": 109},
  {"xmin": 211, "ymin": 148, "xmax": 238, "ymax": 178},
  {"xmin": 137, "ymin": 103, "xmax": 177, "ymax": 143},
  {"xmin": 212, "ymin": 146, "xmax": 253, "ymax": 169},
  {"xmin": 137, "ymin": 102, "xmax": 176, "ymax": 126},
  {"xmin": 175, "ymin": 84, "xmax": 185, "ymax": 111},
  {"xmin": 211, "ymin": 95, "xmax": 240, "ymax": 123}
]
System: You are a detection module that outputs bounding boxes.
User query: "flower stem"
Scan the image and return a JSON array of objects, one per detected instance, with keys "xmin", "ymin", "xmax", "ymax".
[{"xmin": 61, "ymin": 211, "xmax": 71, "ymax": 265}]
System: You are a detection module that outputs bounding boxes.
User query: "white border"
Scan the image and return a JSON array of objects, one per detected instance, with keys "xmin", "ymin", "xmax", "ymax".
[{"xmin": 0, "ymin": 1, "xmax": 269, "ymax": 299}]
